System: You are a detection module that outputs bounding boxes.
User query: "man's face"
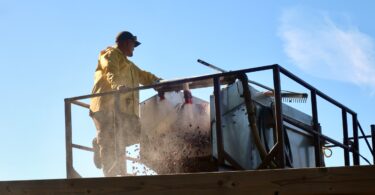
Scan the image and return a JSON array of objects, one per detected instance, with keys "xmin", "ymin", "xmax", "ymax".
[{"xmin": 123, "ymin": 39, "xmax": 136, "ymax": 57}]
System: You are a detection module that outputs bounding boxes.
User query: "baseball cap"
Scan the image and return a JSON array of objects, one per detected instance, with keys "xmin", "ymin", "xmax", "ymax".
[{"xmin": 115, "ymin": 31, "xmax": 141, "ymax": 47}]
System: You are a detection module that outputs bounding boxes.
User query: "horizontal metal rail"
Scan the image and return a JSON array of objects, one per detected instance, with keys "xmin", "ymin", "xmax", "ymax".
[
  {"xmin": 66, "ymin": 64, "xmax": 356, "ymax": 116},
  {"xmin": 71, "ymin": 100, "xmax": 90, "ymax": 109},
  {"xmin": 284, "ymin": 117, "xmax": 371, "ymax": 165},
  {"xmin": 72, "ymin": 144, "xmax": 93, "ymax": 152},
  {"xmin": 349, "ymin": 135, "xmax": 372, "ymax": 139},
  {"xmin": 71, "ymin": 144, "xmax": 142, "ymax": 163},
  {"xmin": 283, "ymin": 117, "xmax": 350, "ymax": 151},
  {"xmin": 278, "ymin": 66, "xmax": 356, "ymax": 114},
  {"xmin": 65, "ymin": 65, "xmax": 277, "ymax": 102}
]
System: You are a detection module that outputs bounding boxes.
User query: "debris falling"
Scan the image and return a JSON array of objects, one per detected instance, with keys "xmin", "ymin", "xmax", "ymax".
[{"xmin": 139, "ymin": 92, "xmax": 216, "ymax": 174}]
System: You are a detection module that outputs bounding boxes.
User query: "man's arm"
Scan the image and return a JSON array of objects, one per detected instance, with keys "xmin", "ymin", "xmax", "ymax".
[
  {"xmin": 134, "ymin": 64, "xmax": 160, "ymax": 86},
  {"xmin": 102, "ymin": 50, "xmax": 123, "ymax": 90}
]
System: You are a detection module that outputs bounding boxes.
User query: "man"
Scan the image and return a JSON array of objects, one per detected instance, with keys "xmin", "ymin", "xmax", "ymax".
[{"xmin": 90, "ymin": 31, "xmax": 161, "ymax": 176}]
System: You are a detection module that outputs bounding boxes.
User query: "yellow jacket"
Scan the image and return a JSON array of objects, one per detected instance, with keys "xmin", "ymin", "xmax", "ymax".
[{"xmin": 90, "ymin": 46, "xmax": 159, "ymax": 116}]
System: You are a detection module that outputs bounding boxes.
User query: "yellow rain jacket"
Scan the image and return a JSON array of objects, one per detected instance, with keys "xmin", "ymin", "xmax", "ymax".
[{"xmin": 90, "ymin": 46, "xmax": 159, "ymax": 116}]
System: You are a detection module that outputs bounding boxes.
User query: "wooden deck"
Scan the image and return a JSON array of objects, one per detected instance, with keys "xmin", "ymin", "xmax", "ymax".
[{"xmin": 1, "ymin": 165, "xmax": 375, "ymax": 195}]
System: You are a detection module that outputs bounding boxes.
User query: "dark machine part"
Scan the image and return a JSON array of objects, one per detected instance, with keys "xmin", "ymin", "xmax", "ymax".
[
  {"xmin": 211, "ymin": 80, "xmax": 316, "ymax": 170},
  {"xmin": 257, "ymin": 106, "xmax": 293, "ymax": 167}
]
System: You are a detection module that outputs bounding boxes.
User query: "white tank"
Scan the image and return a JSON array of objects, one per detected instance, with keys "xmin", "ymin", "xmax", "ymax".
[{"xmin": 139, "ymin": 91, "xmax": 215, "ymax": 174}]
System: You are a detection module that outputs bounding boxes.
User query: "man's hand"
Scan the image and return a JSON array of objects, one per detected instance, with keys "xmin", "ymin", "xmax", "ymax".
[
  {"xmin": 154, "ymin": 78, "xmax": 163, "ymax": 83},
  {"xmin": 158, "ymin": 90, "xmax": 165, "ymax": 100},
  {"xmin": 153, "ymin": 79, "xmax": 165, "ymax": 100}
]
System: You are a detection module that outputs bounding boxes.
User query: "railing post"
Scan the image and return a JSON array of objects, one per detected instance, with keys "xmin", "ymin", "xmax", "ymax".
[
  {"xmin": 273, "ymin": 66, "xmax": 285, "ymax": 168},
  {"xmin": 371, "ymin": 125, "xmax": 375, "ymax": 164},
  {"xmin": 65, "ymin": 99, "xmax": 73, "ymax": 179},
  {"xmin": 352, "ymin": 114, "xmax": 360, "ymax": 165},
  {"xmin": 342, "ymin": 110, "xmax": 350, "ymax": 166},
  {"xmin": 213, "ymin": 76, "xmax": 225, "ymax": 165},
  {"xmin": 114, "ymin": 90, "xmax": 125, "ymax": 174},
  {"xmin": 311, "ymin": 89, "xmax": 322, "ymax": 167}
]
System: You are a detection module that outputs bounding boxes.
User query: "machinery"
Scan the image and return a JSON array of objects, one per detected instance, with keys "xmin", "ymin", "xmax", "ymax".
[
  {"xmin": 135, "ymin": 73, "xmax": 316, "ymax": 175},
  {"xmin": 211, "ymin": 80, "xmax": 315, "ymax": 170},
  {"xmin": 138, "ymin": 80, "xmax": 315, "ymax": 174}
]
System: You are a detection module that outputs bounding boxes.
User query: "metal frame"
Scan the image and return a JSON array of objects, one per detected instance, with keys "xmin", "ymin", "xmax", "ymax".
[
  {"xmin": 273, "ymin": 66, "xmax": 286, "ymax": 168},
  {"xmin": 65, "ymin": 64, "xmax": 375, "ymax": 178}
]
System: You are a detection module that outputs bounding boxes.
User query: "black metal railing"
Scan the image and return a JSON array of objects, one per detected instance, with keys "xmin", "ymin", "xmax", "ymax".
[{"xmin": 65, "ymin": 64, "xmax": 374, "ymax": 178}]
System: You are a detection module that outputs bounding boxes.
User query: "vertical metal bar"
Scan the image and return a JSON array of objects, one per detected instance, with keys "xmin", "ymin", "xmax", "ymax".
[
  {"xmin": 371, "ymin": 125, "xmax": 375, "ymax": 164},
  {"xmin": 273, "ymin": 66, "xmax": 285, "ymax": 168},
  {"xmin": 311, "ymin": 89, "xmax": 322, "ymax": 167},
  {"xmin": 357, "ymin": 122, "xmax": 373, "ymax": 157},
  {"xmin": 65, "ymin": 99, "xmax": 73, "ymax": 179},
  {"xmin": 342, "ymin": 110, "xmax": 350, "ymax": 166},
  {"xmin": 213, "ymin": 76, "xmax": 224, "ymax": 165},
  {"xmin": 352, "ymin": 114, "xmax": 360, "ymax": 165},
  {"xmin": 114, "ymin": 91, "xmax": 123, "ymax": 174}
]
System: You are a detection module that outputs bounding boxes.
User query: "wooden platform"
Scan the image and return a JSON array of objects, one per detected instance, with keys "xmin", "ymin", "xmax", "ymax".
[{"xmin": 1, "ymin": 166, "xmax": 375, "ymax": 195}]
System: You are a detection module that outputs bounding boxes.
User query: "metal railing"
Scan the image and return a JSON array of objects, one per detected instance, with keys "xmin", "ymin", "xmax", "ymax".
[{"xmin": 65, "ymin": 64, "xmax": 375, "ymax": 178}]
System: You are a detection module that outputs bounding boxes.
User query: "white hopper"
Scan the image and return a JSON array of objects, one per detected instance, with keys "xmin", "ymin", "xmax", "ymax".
[{"xmin": 139, "ymin": 91, "xmax": 215, "ymax": 174}]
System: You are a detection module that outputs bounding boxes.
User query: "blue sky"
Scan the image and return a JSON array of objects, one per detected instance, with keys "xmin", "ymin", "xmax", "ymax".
[{"xmin": 1, "ymin": 0, "xmax": 374, "ymax": 180}]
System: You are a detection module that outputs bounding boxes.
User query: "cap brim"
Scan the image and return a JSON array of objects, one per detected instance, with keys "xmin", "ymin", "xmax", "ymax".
[{"xmin": 134, "ymin": 41, "xmax": 141, "ymax": 47}]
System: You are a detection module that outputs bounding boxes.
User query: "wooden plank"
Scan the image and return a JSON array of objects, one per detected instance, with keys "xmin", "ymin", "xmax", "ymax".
[{"xmin": 1, "ymin": 166, "xmax": 375, "ymax": 195}]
